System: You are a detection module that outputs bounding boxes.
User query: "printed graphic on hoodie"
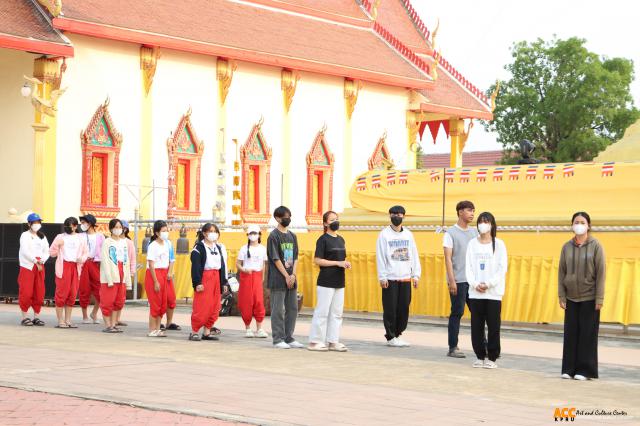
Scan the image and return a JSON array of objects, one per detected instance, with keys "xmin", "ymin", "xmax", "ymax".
[
  {"xmin": 388, "ymin": 239, "xmax": 410, "ymax": 261},
  {"xmin": 281, "ymin": 242, "xmax": 294, "ymax": 268}
]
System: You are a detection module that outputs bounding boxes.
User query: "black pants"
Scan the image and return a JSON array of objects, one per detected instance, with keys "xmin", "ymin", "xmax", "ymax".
[
  {"xmin": 382, "ymin": 281, "xmax": 412, "ymax": 341},
  {"xmin": 469, "ymin": 299, "xmax": 501, "ymax": 361},
  {"xmin": 448, "ymin": 282, "xmax": 469, "ymax": 349},
  {"xmin": 562, "ymin": 299, "xmax": 600, "ymax": 378}
]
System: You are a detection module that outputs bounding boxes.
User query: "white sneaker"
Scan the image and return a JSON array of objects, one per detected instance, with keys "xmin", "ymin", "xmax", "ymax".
[
  {"xmin": 483, "ymin": 360, "xmax": 498, "ymax": 369},
  {"xmin": 288, "ymin": 340, "xmax": 305, "ymax": 349},
  {"xmin": 561, "ymin": 373, "xmax": 572, "ymax": 379},
  {"xmin": 574, "ymin": 374, "xmax": 588, "ymax": 381},
  {"xmin": 254, "ymin": 329, "xmax": 269, "ymax": 338},
  {"xmin": 472, "ymin": 359, "xmax": 485, "ymax": 368},
  {"xmin": 387, "ymin": 338, "xmax": 403, "ymax": 347},
  {"xmin": 274, "ymin": 342, "xmax": 290, "ymax": 349},
  {"xmin": 395, "ymin": 338, "xmax": 411, "ymax": 347},
  {"xmin": 245, "ymin": 329, "xmax": 255, "ymax": 338}
]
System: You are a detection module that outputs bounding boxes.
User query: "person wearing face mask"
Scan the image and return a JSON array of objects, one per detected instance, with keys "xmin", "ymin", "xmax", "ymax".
[
  {"xmin": 17, "ymin": 213, "xmax": 50, "ymax": 326},
  {"xmin": 113, "ymin": 220, "xmax": 136, "ymax": 328},
  {"xmin": 465, "ymin": 212, "xmax": 508, "ymax": 369},
  {"xmin": 99, "ymin": 219, "xmax": 131, "ymax": 333},
  {"xmin": 161, "ymin": 237, "xmax": 181, "ymax": 332},
  {"xmin": 559, "ymin": 211, "xmax": 605, "ymax": 381},
  {"xmin": 308, "ymin": 211, "xmax": 350, "ymax": 352},
  {"xmin": 266, "ymin": 206, "xmax": 303, "ymax": 349},
  {"xmin": 49, "ymin": 217, "xmax": 89, "ymax": 328},
  {"xmin": 376, "ymin": 205, "xmax": 421, "ymax": 347},
  {"xmin": 236, "ymin": 224, "xmax": 268, "ymax": 338},
  {"xmin": 145, "ymin": 220, "xmax": 173, "ymax": 337},
  {"xmin": 189, "ymin": 223, "xmax": 229, "ymax": 341},
  {"xmin": 78, "ymin": 214, "xmax": 105, "ymax": 325}
]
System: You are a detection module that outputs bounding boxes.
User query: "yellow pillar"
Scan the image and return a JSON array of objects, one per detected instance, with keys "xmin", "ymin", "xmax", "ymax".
[
  {"xmin": 139, "ymin": 46, "xmax": 159, "ymax": 219},
  {"xmin": 343, "ymin": 79, "xmax": 361, "ymax": 207},
  {"xmin": 281, "ymin": 69, "xmax": 299, "ymax": 207},
  {"xmin": 31, "ymin": 57, "xmax": 62, "ymax": 221},
  {"xmin": 216, "ymin": 58, "xmax": 235, "ymax": 222},
  {"xmin": 405, "ymin": 111, "xmax": 419, "ymax": 169},
  {"xmin": 449, "ymin": 117, "xmax": 464, "ymax": 168}
]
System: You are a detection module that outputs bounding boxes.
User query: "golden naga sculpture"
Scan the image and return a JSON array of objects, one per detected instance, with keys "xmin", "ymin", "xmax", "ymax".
[
  {"xmin": 23, "ymin": 75, "xmax": 67, "ymax": 117},
  {"xmin": 429, "ymin": 19, "xmax": 441, "ymax": 81},
  {"xmin": 491, "ymin": 80, "xmax": 501, "ymax": 112},
  {"xmin": 459, "ymin": 120, "xmax": 474, "ymax": 152},
  {"xmin": 371, "ymin": 0, "xmax": 381, "ymax": 21}
]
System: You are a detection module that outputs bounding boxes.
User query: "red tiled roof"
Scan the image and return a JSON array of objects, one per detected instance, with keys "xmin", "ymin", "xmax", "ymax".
[
  {"xmin": 0, "ymin": 0, "xmax": 72, "ymax": 55},
  {"xmin": 418, "ymin": 150, "xmax": 503, "ymax": 168},
  {"xmin": 53, "ymin": 0, "xmax": 431, "ymax": 88},
  {"xmin": 374, "ymin": 0, "xmax": 431, "ymax": 53},
  {"xmin": 246, "ymin": 0, "xmax": 369, "ymax": 22},
  {"xmin": 419, "ymin": 69, "xmax": 492, "ymax": 119}
]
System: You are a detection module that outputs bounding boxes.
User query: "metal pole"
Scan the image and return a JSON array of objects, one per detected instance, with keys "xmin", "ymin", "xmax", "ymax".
[
  {"xmin": 133, "ymin": 207, "xmax": 139, "ymax": 300},
  {"xmin": 152, "ymin": 178, "xmax": 155, "ymax": 220},
  {"xmin": 441, "ymin": 166, "xmax": 446, "ymax": 228}
]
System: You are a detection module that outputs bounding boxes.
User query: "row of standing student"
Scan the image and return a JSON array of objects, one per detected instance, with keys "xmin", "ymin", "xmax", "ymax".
[
  {"xmin": 442, "ymin": 201, "xmax": 605, "ymax": 378},
  {"xmin": 17, "ymin": 204, "xmax": 606, "ymax": 378}
]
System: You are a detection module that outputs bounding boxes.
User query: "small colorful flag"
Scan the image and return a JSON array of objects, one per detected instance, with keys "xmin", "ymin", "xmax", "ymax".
[
  {"xmin": 386, "ymin": 172, "xmax": 396, "ymax": 185},
  {"xmin": 509, "ymin": 166, "xmax": 520, "ymax": 180},
  {"xmin": 371, "ymin": 174, "xmax": 381, "ymax": 188},
  {"xmin": 493, "ymin": 167, "xmax": 505, "ymax": 181},
  {"xmin": 476, "ymin": 168, "xmax": 488, "ymax": 182},
  {"xmin": 526, "ymin": 165, "xmax": 538, "ymax": 180},
  {"xmin": 459, "ymin": 169, "xmax": 471, "ymax": 183},
  {"xmin": 563, "ymin": 164, "xmax": 574, "ymax": 177},
  {"xmin": 356, "ymin": 176, "xmax": 367, "ymax": 191},
  {"xmin": 543, "ymin": 165, "xmax": 556, "ymax": 179},
  {"xmin": 398, "ymin": 171, "xmax": 409, "ymax": 184},
  {"xmin": 445, "ymin": 169, "xmax": 455, "ymax": 183},
  {"xmin": 601, "ymin": 162, "xmax": 614, "ymax": 177},
  {"xmin": 430, "ymin": 170, "xmax": 440, "ymax": 182}
]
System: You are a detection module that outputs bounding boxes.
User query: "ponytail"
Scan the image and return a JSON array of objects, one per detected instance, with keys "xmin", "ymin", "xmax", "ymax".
[
  {"xmin": 194, "ymin": 223, "xmax": 217, "ymax": 247},
  {"xmin": 322, "ymin": 210, "xmax": 337, "ymax": 234},
  {"xmin": 150, "ymin": 220, "xmax": 167, "ymax": 242},
  {"xmin": 247, "ymin": 239, "xmax": 252, "ymax": 258}
]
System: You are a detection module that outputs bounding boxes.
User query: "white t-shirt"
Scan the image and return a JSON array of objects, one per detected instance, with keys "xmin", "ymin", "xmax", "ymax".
[
  {"xmin": 62, "ymin": 234, "xmax": 81, "ymax": 262},
  {"xmin": 86, "ymin": 233, "xmax": 98, "ymax": 258},
  {"xmin": 237, "ymin": 244, "xmax": 267, "ymax": 272},
  {"xmin": 115, "ymin": 239, "xmax": 128, "ymax": 262},
  {"xmin": 147, "ymin": 240, "xmax": 172, "ymax": 269},
  {"xmin": 19, "ymin": 231, "xmax": 49, "ymax": 269},
  {"xmin": 204, "ymin": 242, "xmax": 224, "ymax": 270},
  {"xmin": 465, "ymin": 237, "xmax": 508, "ymax": 301}
]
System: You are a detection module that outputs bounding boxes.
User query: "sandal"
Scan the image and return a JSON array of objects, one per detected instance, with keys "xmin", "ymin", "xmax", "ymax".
[
  {"xmin": 188, "ymin": 333, "xmax": 201, "ymax": 341},
  {"xmin": 307, "ymin": 343, "xmax": 329, "ymax": 352},
  {"xmin": 116, "ymin": 321, "xmax": 128, "ymax": 327},
  {"xmin": 328, "ymin": 343, "xmax": 349, "ymax": 352},
  {"xmin": 112, "ymin": 327, "xmax": 123, "ymax": 333},
  {"xmin": 66, "ymin": 323, "xmax": 78, "ymax": 329},
  {"xmin": 89, "ymin": 313, "xmax": 100, "ymax": 324},
  {"xmin": 201, "ymin": 334, "xmax": 219, "ymax": 341},
  {"xmin": 166, "ymin": 323, "xmax": 181, "ymax": 331},
  {"xmin": 32, "ymin": 318, "xmax": 45, "ymax": 327},
  {"xmin": 102, "ymin": 327, "xmax": 119, "ymax": 333},
  {"xmin": 55, "ymin": 323, "xmax": 69, "ymax": 328},
  {"xmin": 21, "ymin": 318, "xmax": 34, "ymax": 326},
  {"xmin": 157, "ymin": 330, "xmax": 167, "ymax": 337},
  {"xmin": 211, "ymin": 327, "xmax": 222, "ymax": 335}
]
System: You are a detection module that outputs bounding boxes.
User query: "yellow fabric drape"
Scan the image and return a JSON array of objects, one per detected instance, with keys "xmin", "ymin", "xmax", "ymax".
[{"xmin": 136, "ymin": 230, "xmax": 640, "ymax": 325}]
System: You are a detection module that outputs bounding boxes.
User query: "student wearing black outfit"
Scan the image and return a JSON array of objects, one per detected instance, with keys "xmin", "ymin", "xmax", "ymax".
[{"xmin": 308, "ymin": 211, "xmax": 351, "ymax": 352}]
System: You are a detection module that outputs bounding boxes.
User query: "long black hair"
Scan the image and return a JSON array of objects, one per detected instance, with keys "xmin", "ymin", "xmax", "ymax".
[
  {"xmin": 195, "ymin": 223, "xmax": 220, "ymax": 246},
  {"xmin": 477, "ymin": 212, "xmax": 497, "ymax": 253},
  {"xmin": 246, "ymin": 231, "xmax": 262, "ymax": 258},
  {"xmin": 63, "ymin": 217, "xmax": 78, "ymax": 234},
  {"xmin": 150, "ymin": 220, "xmax": 167, "ymax": 242},
  {"xmin": 322, "ymin": 210, "xmax": 338, "ymax": 234},
  {"xmin": 123, "ymin": 225, "xmax": 131, "ymax": 240}
]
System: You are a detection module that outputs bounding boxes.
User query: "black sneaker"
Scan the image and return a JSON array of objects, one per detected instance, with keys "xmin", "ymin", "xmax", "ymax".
[{"xmin": 447, "ymin": 347, "xmax": 466, "ymax": 358}]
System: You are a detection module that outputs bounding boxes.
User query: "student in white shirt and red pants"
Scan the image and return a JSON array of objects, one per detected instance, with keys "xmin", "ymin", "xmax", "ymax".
[{"xmin": 17, "ymin": 213, "xmax": 49, "ymax": 326}]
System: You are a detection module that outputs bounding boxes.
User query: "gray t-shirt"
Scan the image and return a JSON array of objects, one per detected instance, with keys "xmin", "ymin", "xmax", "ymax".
[
  {"xmin": 443, "ymin": 224, "xmax": 479, "ymax": 283},
  {"xmin": 266, "ymin": 228, "xmax": 299, "ymax": 290}
]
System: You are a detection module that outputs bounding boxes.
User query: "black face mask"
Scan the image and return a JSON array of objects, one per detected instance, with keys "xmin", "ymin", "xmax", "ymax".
[
  {"xmin": 64, "ymin": 225, "xmax": 74, "ymax": 234},
  {"xmin": 280, "ymin": 217, "xmax": 291, "ymax": 227},
  {"xmin": 390, "ymin": 216, "xmax": 403, "ymax": 227},
  {"xmin": 329, "ymin": 221, "xmax": 340, "ymax": 232}
]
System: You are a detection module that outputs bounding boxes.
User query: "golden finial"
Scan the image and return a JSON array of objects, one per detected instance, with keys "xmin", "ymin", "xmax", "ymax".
[{"xmin": 490, "ymin": 80, "xmax": 501, "ymax": 112}]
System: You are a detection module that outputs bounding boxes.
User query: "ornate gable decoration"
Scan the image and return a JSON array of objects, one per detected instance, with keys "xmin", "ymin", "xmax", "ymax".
[
  {"xmin": 241, "ymin": 119, "xmax": 272, "ymax": 163},
  {"xmin": 81, "ymin": 98, "xmax": 122, "ymax": 149},
  {"xmin": 168, "ymin": 108, "xmax": 203, "ymax": 156},
  {"xmin": 307, "ymin": 125, "xmax": 334, "ymax": 168},
  {"xmin": 368, "ymin": 132, "xmax": 394, "ymax": 170}
]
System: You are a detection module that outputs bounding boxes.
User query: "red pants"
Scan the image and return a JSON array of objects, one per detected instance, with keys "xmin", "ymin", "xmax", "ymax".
[
  {"xmin": 18, "ymin": 265, "xmax": 45, "ymax": 314},
  {"xmin": 167, "ymin": 277, "xmax": 177, "ymax": 310},
  {"xmin": 100, "ymin": 263, "xmax": 125, "ymax": 317},
  {"xmin": 55, "ymin": 261, "xmax": 79, "ymax": 308},
  {"xmin": 238, "ymin": 271, "xmax": 266, "ymax": 326},
  {"xmin": 145, "ymin": 268, "xmax": 168, "ymax": 318},
  {"xmin": 79, "ymin": 260, "xmax": 100, "ymax": 308},
  {"xmin": 191, "ymin": 269, "xmax": 220, "ymax": 332}
]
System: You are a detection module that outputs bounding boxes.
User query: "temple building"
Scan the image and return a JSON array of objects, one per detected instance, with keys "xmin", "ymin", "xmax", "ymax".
[{"xmin": 0, "ymin": 0, "xmax": 492, "ymax": 225}]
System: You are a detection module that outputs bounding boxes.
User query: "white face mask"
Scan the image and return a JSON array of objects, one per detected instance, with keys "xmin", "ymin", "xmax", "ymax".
[
  {"xmin": 207, "ymin": 232, "xmax": 219, "ymax": 242},
  {"xmin": 248, "ymin": 234, "xmax": 259, "ymax": 242},
  {"xmin": 112, "ymin": 228, "xmax": 123, "ymax": 237},
  {"xmin": 31, "ymin": 223, "xmax": 42, "ymax": 232},
  {"xmin": 478, "ymin": 223, "xmax": 492, "ymax": 234},
  {"xmin": 160, "ymin": 231, "xmax": 170, "ymax": 241},
  {"xmin": 80, "ymin": 223, "xmax": 89, "ymax": 232},
  {"xmin": 572, "ymin": 224, "xmax": 588, "ymax": 236}
]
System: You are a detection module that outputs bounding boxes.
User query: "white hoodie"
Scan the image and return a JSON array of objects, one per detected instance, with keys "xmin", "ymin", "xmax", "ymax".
[
  {"xmin": 465, "ymin": 237, "xmax": 508, "ymax": 301},
  {"xmin": 376, "ymin": 226, "xmax": 421, "ymax": 281},
  {"xmin": 19, "ymin": 230, "xmax": 50, "ymax": 269}
]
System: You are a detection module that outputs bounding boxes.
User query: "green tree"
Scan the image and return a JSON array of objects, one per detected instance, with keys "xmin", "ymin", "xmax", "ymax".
[{"xmin": 485, "ymin": 37, "xmax": 639, "ymax": 163}]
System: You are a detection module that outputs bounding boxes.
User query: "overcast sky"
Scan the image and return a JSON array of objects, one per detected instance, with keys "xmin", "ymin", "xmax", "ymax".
[{"xmin": 412, "ymin": 0, "xmax": 640, "ymax": 153}]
